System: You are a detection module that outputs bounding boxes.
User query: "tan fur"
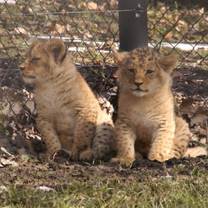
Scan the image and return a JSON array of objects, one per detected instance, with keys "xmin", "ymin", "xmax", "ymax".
[
  {"xmin": 20, "ymin": 39, "xmax": 115, "ymax": 160},
  {"xmin": 111, "ymin": 47, "xmax": 207, "ymax": 166}
]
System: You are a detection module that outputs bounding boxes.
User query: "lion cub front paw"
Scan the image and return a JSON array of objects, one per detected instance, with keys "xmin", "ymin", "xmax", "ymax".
[
  {"xmin": 110, "ymin": 157, "xmax": 135, "ymax": 167},
  {"xmin": 79, "ymin": 149, "xmax": 93, "ymax": 161},
  {"xmin": 71, "ymin": 144, "xmax": 79, "ymax": 161},
  {"xmin": 56, "ymin": 149, "xmax": 71, "ymax": 159},
  {"xmin": 148, "ymin": 152, "xmax": 170, "ymax": 162}
]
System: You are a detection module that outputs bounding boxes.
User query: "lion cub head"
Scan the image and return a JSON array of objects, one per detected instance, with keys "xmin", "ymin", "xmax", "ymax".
[
  {"xmin": 20, "ymin": 39, "xmax": 68, "ymax": 84},
  {"xmin": 113, "ymin": 47, "xmax": 178, "ymax": 96}
]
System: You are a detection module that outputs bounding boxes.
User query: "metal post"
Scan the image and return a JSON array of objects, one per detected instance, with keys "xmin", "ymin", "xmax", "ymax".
[{"xmin": 118, "ymin": 0, "xmax": 148, "ymax": 51}]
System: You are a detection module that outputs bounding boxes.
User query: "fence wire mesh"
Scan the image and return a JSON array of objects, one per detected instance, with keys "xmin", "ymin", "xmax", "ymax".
[{"xmin": 0, "ymin": 0, "xmax": 207, "ymax": 154}]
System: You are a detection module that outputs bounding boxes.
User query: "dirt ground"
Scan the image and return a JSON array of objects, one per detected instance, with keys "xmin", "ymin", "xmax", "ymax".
[{"xmin": 1, "ymin": 154, "xmax": 208, "ymax": 189}]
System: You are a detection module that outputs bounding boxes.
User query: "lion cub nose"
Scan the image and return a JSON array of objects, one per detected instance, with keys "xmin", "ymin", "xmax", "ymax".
[{"xmin": 134, "ymin": 81, "xmax": 143, "ymax": 87}]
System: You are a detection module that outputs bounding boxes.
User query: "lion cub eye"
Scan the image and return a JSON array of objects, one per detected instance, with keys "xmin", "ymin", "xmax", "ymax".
[
  {"xmin": 146, "ymin": 69, "xmax": 154, "ymax": 75},
  {"xmin": 128, "ymin": 69, "xmax": 135, "ymax": 74},
  {"xmin": 30, "ymin": 57, "xmax": 40, "ymax": 62}
]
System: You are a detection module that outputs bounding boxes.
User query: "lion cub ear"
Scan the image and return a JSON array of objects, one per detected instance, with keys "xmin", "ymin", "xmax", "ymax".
[
  {"xmin": 112, "ymin": 49, "xmax": 128, "ymax": 65},
  {"xmin": 158, "ymin": 53, "xmax": 178, "ymax": 74},
  {"xmin": 45, "ymin": 39, "xmax": 66, "ymax": 63},
  {"xmin": 112, "ymin": 49, "xmax": 128, "ymax": 78}
]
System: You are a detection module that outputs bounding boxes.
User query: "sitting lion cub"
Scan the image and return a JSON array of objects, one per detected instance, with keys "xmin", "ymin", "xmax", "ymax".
[
  {"xmin": 20, "ymin": 38, "xmax": 114, "ymax": 160},
  {"xmin": 111, "ymin": 47, "xmax": 207, "ymax": 166}
]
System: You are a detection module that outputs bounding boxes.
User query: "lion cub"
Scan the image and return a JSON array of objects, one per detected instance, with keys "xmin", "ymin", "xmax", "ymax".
[
  {"xmin": 111, "ymin": 47, "xmax": 207, "ymax": 166},
  {"xmin": 20, "ymin": 39, "xmax": 114, "ymax": 160}
]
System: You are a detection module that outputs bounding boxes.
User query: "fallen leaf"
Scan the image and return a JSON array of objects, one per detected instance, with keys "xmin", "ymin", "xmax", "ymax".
[
  {"xmin": 190, "ymin": 108, "xmax": 208, "ymax": 126},
  {"xmin": 86, "ymin": 2, "xmax": 98, "ymax": 10},
  {"xmin": 164, "ymin": 31, "xmax": 173, "ymax": 39},
  {"xmin": 0, "ymin": 147, "xmax": 13, "ymax": 157},
  {"xmin": 0, "ymin": 158, "xmax": 18, "ymax": 167},
  {"xmin": 14, "ymin": 27, "xmax": 30, "ymax": 35},
  {"xmin": 178, "ymin": 97, "xmax": 196, "ymax": 117}
]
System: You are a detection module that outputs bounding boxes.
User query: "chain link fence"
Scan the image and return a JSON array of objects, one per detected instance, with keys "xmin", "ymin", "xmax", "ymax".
[{"xmin": 0, "ymin": 0, "xmax": 207, "ymax": 154}]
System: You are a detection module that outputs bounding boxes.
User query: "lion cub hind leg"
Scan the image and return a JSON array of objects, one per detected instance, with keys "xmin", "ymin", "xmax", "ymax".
[
  {"xmin": 92, "ymin": 120, "xmax": 114, "ymax": 159},
  {"xmin": 110, "ymin": 121, "xmax": 136, "ymax": 167},
  {"xmin": 71, "ymin": 115, "xmax": 97, "ymax": 161},
  {"xmin": 173, "ymin": 117, "xmax": 207, "ymax": 159},
  {"xmin": 79, "ymin": 120, "xmax": 114, "ymax": 161},
  {"xmin": 170, "ymin": 117, "xmax": 190, "ymax": 159}
]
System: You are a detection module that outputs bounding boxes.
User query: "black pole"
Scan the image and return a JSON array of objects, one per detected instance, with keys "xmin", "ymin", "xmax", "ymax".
[{"xmin": 118, "ymin": 0, "xmax": 148, "ymax": 51}]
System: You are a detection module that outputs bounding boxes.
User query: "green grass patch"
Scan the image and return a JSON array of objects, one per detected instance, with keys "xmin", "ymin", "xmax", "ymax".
[{"xmin": 1, "ymin": 169, "xmax": 208, "ymax": 208}]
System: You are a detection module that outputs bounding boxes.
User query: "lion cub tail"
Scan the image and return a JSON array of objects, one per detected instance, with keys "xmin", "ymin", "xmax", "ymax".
[{"xmin": 183, "ymin": 146, "xmax": 207, "ymax": 158}]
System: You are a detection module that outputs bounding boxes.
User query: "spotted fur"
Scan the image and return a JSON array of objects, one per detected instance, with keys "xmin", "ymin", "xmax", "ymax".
[
  {"xmin": 111, "ymin": 47, "xmax": 207, "ymax": 166},
  {"xmin": 20, "ymin": 39, "xmax": 115, "ymax": 160}
]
